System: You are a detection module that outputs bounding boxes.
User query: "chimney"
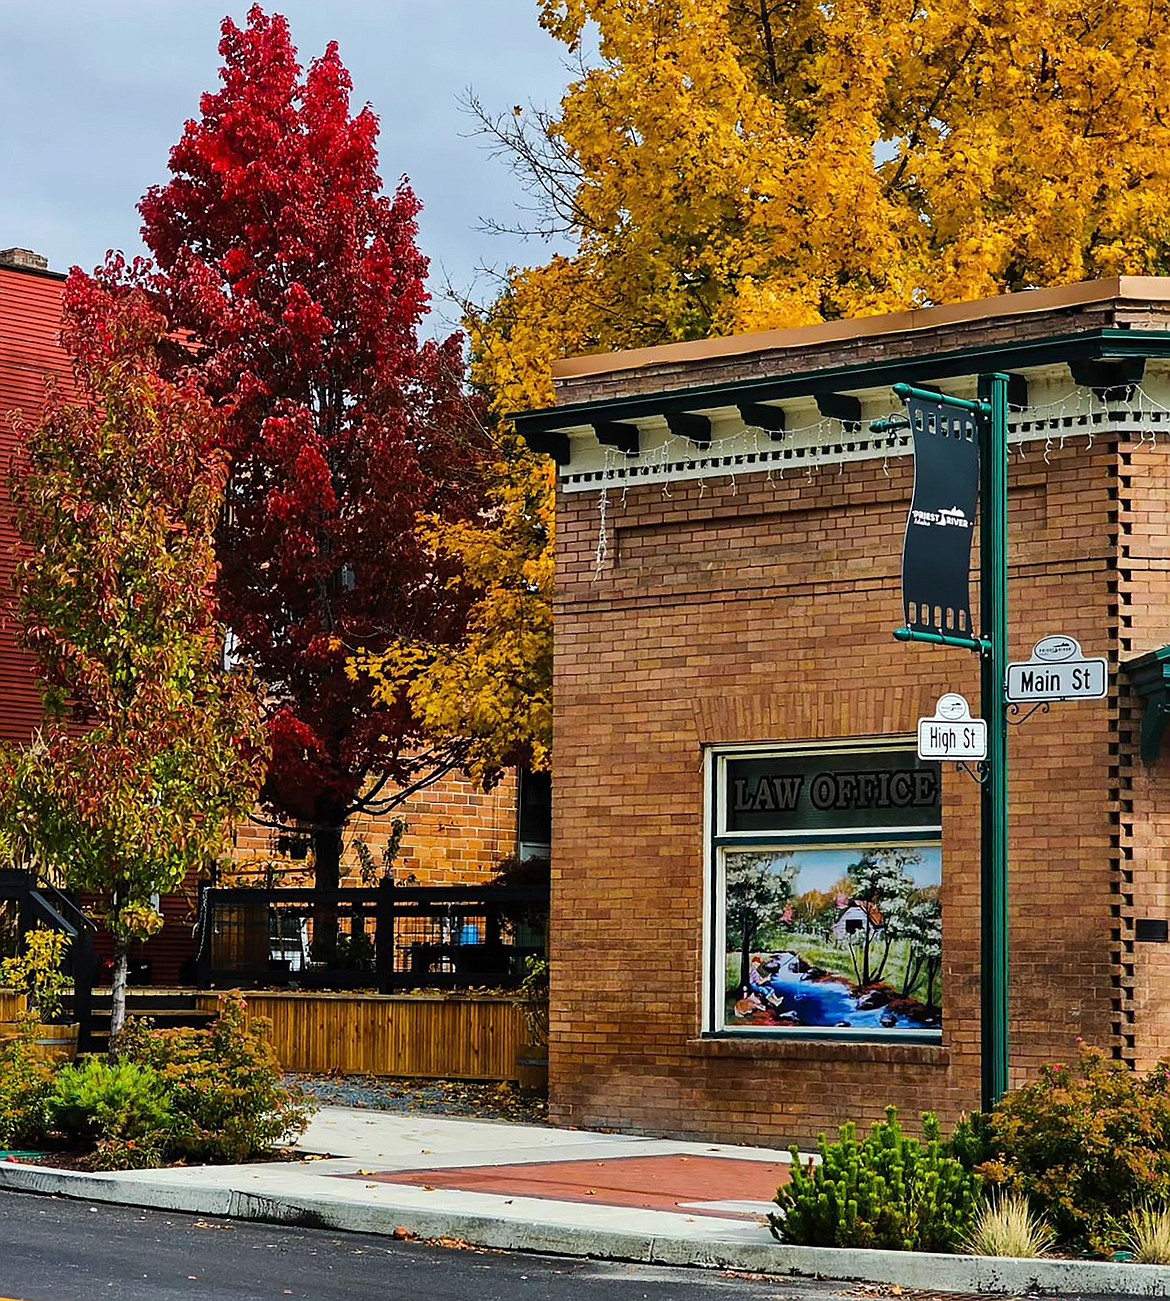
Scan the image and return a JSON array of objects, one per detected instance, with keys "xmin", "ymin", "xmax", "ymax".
[{"xmin": 0, "ymin": 248, "xmax": 49, "ymax": 272}]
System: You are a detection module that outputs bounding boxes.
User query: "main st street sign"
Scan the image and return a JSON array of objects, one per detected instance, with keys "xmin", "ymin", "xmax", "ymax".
[{"xmin": 1005, "ymin": 635, "xmax": 1107, "ymax": 703}]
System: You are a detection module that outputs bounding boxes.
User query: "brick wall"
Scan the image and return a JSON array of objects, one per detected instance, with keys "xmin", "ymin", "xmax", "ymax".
[
  {"xmin": 1116, "ymin": 446, "xmax": 1170, "ymax": 1069},
  {"xmin": 230, "ymin": 767, "xmax": 520, "ymax": 888},
  {"xmin": 550, "ymin": 440, "xmax": 1119, "ymax": 1145}
]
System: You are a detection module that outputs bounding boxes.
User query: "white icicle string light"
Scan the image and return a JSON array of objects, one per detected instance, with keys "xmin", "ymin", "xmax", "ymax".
[
  {"xmin": 594, "ymin": 485, "xmax": 608, "ymax": 580},
  {"xmin": 576, "ymin": 378, "xmax": 1170, "ymax": 541}
]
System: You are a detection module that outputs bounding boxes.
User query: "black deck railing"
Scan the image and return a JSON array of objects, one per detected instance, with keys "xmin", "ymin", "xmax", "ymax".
[
  {"xmin": 0, "ymin": 869, "xmax": 98, "ymax": 1051},
  {"xmin": 196, "ymin": 880, "xmax": 548, "ymax": 992}
]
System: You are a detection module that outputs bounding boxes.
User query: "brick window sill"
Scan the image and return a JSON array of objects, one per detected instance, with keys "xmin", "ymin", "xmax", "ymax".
[{"xmin": 687, "ymin": 1036, "xmax": 949, "ymax": 1067}]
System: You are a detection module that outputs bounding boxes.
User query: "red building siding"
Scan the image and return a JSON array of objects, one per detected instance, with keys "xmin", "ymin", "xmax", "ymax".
[{"xmin": 0, "ymin": 263, "xmax": 68, "ymax": 744}]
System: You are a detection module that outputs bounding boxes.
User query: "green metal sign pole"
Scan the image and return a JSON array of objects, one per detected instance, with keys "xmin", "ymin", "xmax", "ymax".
[
  {"xmin": 882, "ymin": 375, "xmax": 1011, "ymax": 1111},
  {"xmin": 978, "ymin": 372, "xmax": 1010, "ymax": 1110}
]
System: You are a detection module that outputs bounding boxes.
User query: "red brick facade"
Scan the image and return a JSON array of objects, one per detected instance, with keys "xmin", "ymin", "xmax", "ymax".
[
  {"xmin": 538, "ymin": 280, "xmax": 1170, "ymax": 1145},
  {"xmin": 230, "ymin": 768, "xmax": 521, "ymax": 889}
]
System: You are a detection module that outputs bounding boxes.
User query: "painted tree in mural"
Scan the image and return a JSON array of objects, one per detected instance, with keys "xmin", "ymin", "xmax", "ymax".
[
  {"xmin": 370, "ymin": 0, "xmax": 1170, "ymax": 770},
  {"xmin": 1, "ymin": 264, "xmax": 266, "ymax": 1041},
  {"xmin": 725, "ymin": 851, "xmax": 796, "ymax": 994},
  {"xmin": 894, "ymin": 896, "xmax": 943, "ymax": 1010},
  {"xmin": 139, "ymin": 7, "xmax": 483, "ymax": 943},
  {"xmin": 844, "ymin": 849, "xmax": 920, "ymax": 987}
]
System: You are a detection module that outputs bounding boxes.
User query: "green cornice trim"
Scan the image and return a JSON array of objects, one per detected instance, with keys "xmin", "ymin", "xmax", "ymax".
[
  {"xmin": 1122, "ymin": 645, "xmax": 1170, "ymax": 766},
  {"xmin": 511, "ymin": 328, "xmax": 1170, "ymax": 440}
]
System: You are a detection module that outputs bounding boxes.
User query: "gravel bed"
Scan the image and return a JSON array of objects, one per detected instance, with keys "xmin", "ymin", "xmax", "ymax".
[{"xmin": 287, "ymin": 1073, "xmax": 549, "ymax": 1126}]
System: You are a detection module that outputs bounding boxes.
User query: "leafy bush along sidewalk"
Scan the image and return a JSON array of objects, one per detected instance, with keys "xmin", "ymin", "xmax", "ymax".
[
  {"xmin": 770, "ymin": 1046, "xmax": 1170, "ymax": 1264},
  {"xmin": 0, "ymin": 993, "xmax": 313, "ymax": 1170}
]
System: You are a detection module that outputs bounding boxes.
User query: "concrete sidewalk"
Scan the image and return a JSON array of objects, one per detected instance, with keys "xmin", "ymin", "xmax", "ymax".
[{"xmin": 4, "ymin": 1105, "xmax": 1170, "ymax": 1295}]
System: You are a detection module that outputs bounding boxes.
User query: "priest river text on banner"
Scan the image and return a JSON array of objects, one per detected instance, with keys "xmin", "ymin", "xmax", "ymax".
[{"xmin": 902, "ymin": 394, "xmax": 980, "ymax": 636}]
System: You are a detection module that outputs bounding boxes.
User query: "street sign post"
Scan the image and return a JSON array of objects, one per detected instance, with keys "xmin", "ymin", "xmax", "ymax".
[
  {"xmin": 1006, "ymin": 636, "xmax": 1107, "ymax": 703},
  {"xmin": 876, "ymin": 375, "xmax": 1010, "ymax": 1109},
  {"xmin": 917, "ymin": 693, "xmax": 988, "ymax": 761}
]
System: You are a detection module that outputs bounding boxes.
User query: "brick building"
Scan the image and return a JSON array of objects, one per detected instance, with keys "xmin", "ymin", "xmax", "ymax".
[
  {"xmin": 515, "ymin": 277, "xmax": 1170, "ymax": 1145},
  {"xmin": 0, "ymin": 250, "xmax": 541, "ymax": 984}
]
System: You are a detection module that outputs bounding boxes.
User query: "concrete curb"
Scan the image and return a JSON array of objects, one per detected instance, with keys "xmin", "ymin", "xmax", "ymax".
[{"xmin": 5, "ymin": 1162, "xmax": 1170, "ymax": 1295}]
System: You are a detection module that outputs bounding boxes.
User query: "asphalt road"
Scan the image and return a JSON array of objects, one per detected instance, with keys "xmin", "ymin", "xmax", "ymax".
[{"xmin": 0, "ymin": 1191, "xmax": 855, "ymax": 1301}]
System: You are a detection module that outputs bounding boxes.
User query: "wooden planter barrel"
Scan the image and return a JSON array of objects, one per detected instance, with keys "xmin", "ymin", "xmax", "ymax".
[
  {"xmin": 31, "ymin": 1022, "xmax": 79, "ymax": 1062},
  {"xmin": 516, "ymin": 1041, "xmax": 548, "ymax": 1092}
]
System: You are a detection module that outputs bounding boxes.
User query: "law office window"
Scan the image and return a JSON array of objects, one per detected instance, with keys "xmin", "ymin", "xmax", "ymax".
[{"xmin": 707, "ymin": 741, "xmax": 943, "ymax": 1042}]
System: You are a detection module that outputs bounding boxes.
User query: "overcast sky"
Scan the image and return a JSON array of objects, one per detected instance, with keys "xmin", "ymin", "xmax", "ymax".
[{"xmin": 0, "ymin": 1, "xmax": 578, "ymax": 333}]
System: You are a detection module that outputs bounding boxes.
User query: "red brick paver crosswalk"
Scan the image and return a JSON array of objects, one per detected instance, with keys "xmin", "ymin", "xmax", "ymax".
[{"xmin": 345, "ymin": 1153, "xmax": 791, "ymax": 1219}]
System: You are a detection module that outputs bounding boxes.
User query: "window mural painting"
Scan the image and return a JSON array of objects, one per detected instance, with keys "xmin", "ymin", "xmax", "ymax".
[{"xmin": 722, "ymin": 844, "xmax": 942, "ymax": 1035}]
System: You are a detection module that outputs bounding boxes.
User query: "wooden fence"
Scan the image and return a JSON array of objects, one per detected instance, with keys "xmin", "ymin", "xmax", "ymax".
[{"xmin": 196, "ymin": 991, "xmax": 527, "ymax": 1081}]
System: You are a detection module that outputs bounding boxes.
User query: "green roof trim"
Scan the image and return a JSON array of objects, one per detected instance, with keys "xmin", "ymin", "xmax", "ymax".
[
  {"xmin": 510, "ymin": 327, "xmax": 1170, "ymax": 441},
  {"xmin": 1123, "ymin": 645, "xmax": 1170, "ymax": 766}
]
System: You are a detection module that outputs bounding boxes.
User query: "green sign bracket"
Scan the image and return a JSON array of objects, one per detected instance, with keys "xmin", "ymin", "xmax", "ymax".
[{"xmin": 893, "ymin": 627, "xmax": 990, "ymax": 655}]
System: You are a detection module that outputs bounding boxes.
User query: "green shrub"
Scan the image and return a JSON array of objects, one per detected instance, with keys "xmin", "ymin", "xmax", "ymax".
[
  {"xmin": 0, "ymin": 1021, "xmax": 53, "ymax": 1147},
  {"xmin": 119, "ymin": 992, "xmax": 313, "ymax": 1163},
  {"xmin": 47, "ymin": 1057, "xmax": 172, "ymax": 1155},
  {"xmin": 770, "ymin": 1107, "xmax": 981, "ymax": 1252},
  {"xmin": 1, "ymin": 928, "xmax": 72, "ymax": 1024},
  {"xmin": 949, "ymin": 1110, "xmax": 993, "ymax": 1171},
  {"xmin": 979, "ymin": 1045, "xmax": 1170, "ymax": 1254}
]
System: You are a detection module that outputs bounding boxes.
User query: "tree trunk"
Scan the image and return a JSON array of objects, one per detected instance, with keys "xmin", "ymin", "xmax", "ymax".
[
  {"xmin": 739, "ymin": 920, "xmax": 755, "ymax": 994},
  {"xmin": 108, "ymin": 933, "xmax": 129, "ymax": 1057},
  {"xmin": 925, "ymin": 958, "xmax": 940, "ymax": 1012},
  {"xmin": 311, "ymin": 821, "xmax": 344, "ymax": 965}
]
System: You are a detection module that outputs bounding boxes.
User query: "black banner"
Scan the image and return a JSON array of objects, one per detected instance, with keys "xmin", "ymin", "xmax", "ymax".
[{"xmin": 902, "ymin": 395, "xmax": 980, "ymax": 635}]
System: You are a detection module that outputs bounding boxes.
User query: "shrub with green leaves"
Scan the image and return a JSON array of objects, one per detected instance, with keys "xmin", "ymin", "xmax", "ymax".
[
  {"xmin": 0, "ymin": 1021, "xmax": 53, "ymax": 1147},
  {"xmin": 978, "ymin": 1045, "xmax": 1170, "ymax": 1254},
  {"xmin": 770, "ymin": 1107, "xmax": 981, "ymax": 1252},
  {"xmin": 47, "ymin": 1057, "xmax": 172, "ymax": 1157},
  {"xmin": 118, "ymin": 992, "xmax": 313, "ymax": 1163}
]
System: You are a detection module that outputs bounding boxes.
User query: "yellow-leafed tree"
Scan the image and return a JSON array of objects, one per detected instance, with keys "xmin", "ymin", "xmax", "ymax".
[{"xmin": 358, "ymin": 0, "xmax": 1170, "ymax": 784}]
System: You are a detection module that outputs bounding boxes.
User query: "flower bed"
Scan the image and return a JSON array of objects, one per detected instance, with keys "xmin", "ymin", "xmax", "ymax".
[
  {"xmin": 0, "ymin": 992, "xmax": 312, "ymax": 1170},
  {"xmin": 768, "ymin": 1046, "xmax": 1170, "ymax": 1266}
]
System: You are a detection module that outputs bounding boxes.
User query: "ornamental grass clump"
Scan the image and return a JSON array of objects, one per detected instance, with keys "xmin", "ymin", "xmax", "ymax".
[
  {"xmin": 962, "ymin": 1192, "xmax": 1056, "ymax": 1259},
  {"xmin": 1121, "ymin": 1204, "xmax": 1170, "ymax": 1265},
  {"xmin": 770, "ymin": 1107, "xmax": 980, "ymax": 1252}
]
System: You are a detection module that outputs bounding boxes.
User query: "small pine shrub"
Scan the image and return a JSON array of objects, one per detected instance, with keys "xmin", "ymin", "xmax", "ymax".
[
  {"xmin": 119, "ymin": 992, "xmax": 313, "ymax": 1163},
  {"xmin": 963, "ymin": 1192, "xmax": 1056, "ymax": 1258},
  {"xmin": 0, "ymin": 1020, "xmax": 53, "ymax": 1147},
  {"xmin": 1122, "ymin": 1204, "xmax": 1170, "ymax": 1265},
  {"xmin": 770, "ymin": 1107, "xmax": 981, "ymax": 1252},
  {"xmin": 980, "ymin": 1045, "xmax": 1170, "ymax": 1254},
  {"xmin": 47, "ymin": 1057, "xmax": 172, "ymax": 1152},
  {"xmin": 949, "ymin": 1110, "xmax": 993, "ymax": 1171}
]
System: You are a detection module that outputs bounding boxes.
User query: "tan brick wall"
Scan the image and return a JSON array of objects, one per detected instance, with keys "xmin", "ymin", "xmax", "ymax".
[
  {"xmin": 231, "ymin": 767, "xmax": 519, "ymax": 888},
  {"xmin": 1117, "ymin": 446, "xmax": 1170, "ymax": 1069},
  {"xmin": 551, "ymin": 440, "xmax": 1119, "ymax": 1145}
]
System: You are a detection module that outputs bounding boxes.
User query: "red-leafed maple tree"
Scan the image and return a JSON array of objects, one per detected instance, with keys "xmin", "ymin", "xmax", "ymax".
[{"xmin": 138, "ymin": 6, "xmax": 483, "ymax": 945}]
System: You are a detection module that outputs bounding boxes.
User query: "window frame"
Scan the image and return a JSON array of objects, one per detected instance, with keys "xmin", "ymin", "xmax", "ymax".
[{"xmin": 703, "ymin": 737, "xmax": 943, "ymax": 1044}]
